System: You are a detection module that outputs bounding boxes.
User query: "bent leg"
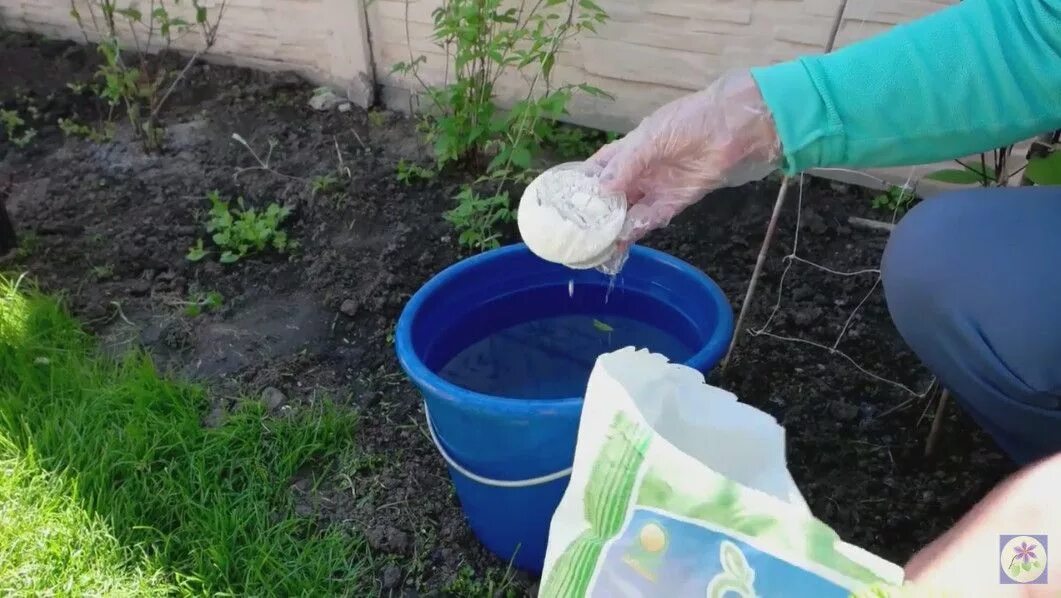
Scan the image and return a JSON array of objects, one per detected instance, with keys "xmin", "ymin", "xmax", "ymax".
[{"xmin": 882, "ymin": 186, "xmax": 1061, "ymax": 464}]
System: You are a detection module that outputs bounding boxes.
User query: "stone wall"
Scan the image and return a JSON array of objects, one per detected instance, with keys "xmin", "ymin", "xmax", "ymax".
[
  {"xmin": 5, "ymin": 0, "xmax": 1011, "ymax": 195},
  {"xmin": 366, "ymin": 0, "xmax": 956, "ymax": 132},
  {"xmin": 0, "ymin": 0, "xmax": 374, "ymax": 104},
  {"xmin": 0, "ymin": 0, "xmax": 956, "ymax": 131}
]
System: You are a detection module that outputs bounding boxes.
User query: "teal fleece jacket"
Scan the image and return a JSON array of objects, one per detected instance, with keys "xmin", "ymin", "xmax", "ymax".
[{"xmin": 750, "ymin": 0, "xmax": 1061, "ymax": 174}]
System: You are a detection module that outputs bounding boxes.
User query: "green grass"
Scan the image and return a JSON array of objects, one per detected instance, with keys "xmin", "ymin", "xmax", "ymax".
[
  {"xmin": 0, "ymin": 276, "xmax": 370, "ymax": 596},
  {"xmin": 0, "ymin": 443, "xmax": 167, "ymax": 595}
]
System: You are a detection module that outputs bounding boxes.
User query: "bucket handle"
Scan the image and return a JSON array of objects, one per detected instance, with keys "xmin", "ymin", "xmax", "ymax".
[{"xmin": 424, "ymin": 404, "xmax": 573, "ymax": 488}]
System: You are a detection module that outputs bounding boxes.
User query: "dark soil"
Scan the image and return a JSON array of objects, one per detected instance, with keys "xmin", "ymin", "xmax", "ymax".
[{"xmin": 1, "ymin": 30, "xmax": 1014, "ymax": 596}]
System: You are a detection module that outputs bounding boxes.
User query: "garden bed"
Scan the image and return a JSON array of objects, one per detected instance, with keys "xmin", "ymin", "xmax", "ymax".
[{"xmin": 0, "ymin": 31, "xmax": 1015, "ymax": 596}]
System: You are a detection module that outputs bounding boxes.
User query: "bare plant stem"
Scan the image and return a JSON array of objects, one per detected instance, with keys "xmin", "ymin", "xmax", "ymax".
[
  {"xmin": 151, "ymin": 0, "xmax": 227, "ymax": 119},
  {"xmin": 231, "ymin": 133, "xmax": 305, "ymax": 183},
  {"xmin": 151, "ymin": 49, "xmax": 203, "ymax": 117}
]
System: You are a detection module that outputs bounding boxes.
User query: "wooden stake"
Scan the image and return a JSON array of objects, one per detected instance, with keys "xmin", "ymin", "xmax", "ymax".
[
  {"xmin": 719, "ymin": 0, "xmax": 849, "ymax": 375},
  {"xmin": 925, "ymin": 389, "xmax": 950, "ymax": 457},
  {"xmin": 721, "ymin": 177, "xmax": 790, "ymax": 373}
]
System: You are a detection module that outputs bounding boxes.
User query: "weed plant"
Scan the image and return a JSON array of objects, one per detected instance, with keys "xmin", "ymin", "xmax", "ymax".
[{"xmin": 186, "ymin": 191, "xmax": 295, "ymax": 264}]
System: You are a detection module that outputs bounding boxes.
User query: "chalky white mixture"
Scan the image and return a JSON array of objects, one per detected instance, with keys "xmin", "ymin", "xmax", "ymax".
[{"xmin": 517, "ymin": 164, "xmax": 626, "ymax": 270}]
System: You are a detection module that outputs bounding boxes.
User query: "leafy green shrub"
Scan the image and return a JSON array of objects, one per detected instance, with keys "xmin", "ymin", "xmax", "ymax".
[
  {"xmin": 924, "ymin": 159, "xmax": 999, "ymax": 186},
  {"xmin": 443, "ymin": 186, "xmax": 512, "ymax": 251},
  {"xmin": 396, "ymin": 159, "xmax": 436, "ymax": 185},
  {"xmin": 1025, "ymin": 138, "xmax": 1061, "ymax": 185},
  {"xmin": 394, "ymin": 0, "xmax": 608, "ymax": 171},
  {"xmin": 186, "ymin": 191, "xmax": 294, "ymax": 264},
  {"xmin": 871, "ymin": 185, "xmax": 916, "ymax": 215},
  {"xmin": 923, "ymin": 137, "xmax": 1061, "ymax": 188},
  {"xmin": 393, "ymin": 0, "xmax": 611, "ymax": 250},
  {"xmin": 58, "ymin": 117, "xmax": 115, "ymax": 143},
  {"xmin": 69, "ymin": 0, "xmax": 227, "ymax": 150},
  {"xmin": 545, "ymin": 124, "xmax": 618, "ymax": 161},
  {"xmin": 0, "ymin": 109, "xmax": 36, "ymax": 148}
]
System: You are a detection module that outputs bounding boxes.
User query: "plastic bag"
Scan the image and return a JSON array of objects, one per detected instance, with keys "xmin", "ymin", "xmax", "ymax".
[{"xmin": 539, "ymin": 348, "xmax": 906, "ymax": 597}]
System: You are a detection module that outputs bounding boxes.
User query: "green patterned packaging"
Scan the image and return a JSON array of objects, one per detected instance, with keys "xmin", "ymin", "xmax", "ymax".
[{"xmin": 539, "ymin": 348, "xmax": 906, "ymax": 598}]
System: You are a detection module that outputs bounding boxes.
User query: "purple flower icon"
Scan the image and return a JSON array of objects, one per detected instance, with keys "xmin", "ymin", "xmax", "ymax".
[
  {"xmin": 1014, "ymin": 542, "xmax": 1039, "ymax": 565},
  {"xmin": 1000, "ymin": 534, "xmax": 1048, "ymax": 584}
]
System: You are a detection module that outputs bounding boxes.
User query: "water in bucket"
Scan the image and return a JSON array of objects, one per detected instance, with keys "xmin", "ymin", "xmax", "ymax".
[
  {"xmin": 437, "ymin": 313, "xmax": 693, "ymax": 399},
  {"xmin": 433, "ymin": 282, "xmax": 696, "ymax": 400}
]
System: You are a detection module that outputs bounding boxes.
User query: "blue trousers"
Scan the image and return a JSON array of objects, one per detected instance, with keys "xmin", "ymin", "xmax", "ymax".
[{"xmin": 882, "ymin": 186, "xmax": 1061, "ymax": 464}]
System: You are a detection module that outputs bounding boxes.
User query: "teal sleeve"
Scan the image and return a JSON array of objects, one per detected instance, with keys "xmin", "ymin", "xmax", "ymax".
[{"xmin": 749, "ymin": 0, "xmax": 1061, "ymax": 174}]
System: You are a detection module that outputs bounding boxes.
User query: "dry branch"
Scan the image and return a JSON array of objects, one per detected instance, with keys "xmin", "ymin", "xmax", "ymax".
[{"xmin": 848, "ymin": 216, "xmax": 895, "ymax": 233}]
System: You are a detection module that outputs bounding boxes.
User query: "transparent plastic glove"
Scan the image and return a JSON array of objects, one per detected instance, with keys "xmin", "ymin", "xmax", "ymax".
[{"xmin": 590, "ymin": 70, "xmax": 783, "ymax": 264}]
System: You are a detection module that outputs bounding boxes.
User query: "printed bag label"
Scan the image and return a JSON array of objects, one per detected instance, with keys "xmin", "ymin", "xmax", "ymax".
[{"xmin": 590, "ymin": 508, "xmax": 857, "ymax": 597}]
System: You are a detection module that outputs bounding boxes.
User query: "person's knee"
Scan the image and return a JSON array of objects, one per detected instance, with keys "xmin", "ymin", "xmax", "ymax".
[{"xmin": 881, "ymin": 192, "xmax": 968, "ymax": 329}]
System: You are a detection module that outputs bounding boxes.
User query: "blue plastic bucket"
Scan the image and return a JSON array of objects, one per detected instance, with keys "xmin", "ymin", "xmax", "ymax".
[{"xmin": 394, "ymin": 243, "xmax": 734, "ymax": 572}]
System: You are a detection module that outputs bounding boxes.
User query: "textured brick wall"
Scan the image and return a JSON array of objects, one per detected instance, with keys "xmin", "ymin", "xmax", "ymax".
[
  {"xmin": 366, "ymin": 0, "xmax": 957, "ymax": 132},
  {"xmin": 0, "ymin": 0, "xmax": 374, "ymax": 104},
  {"xmin": 3, "ymin": 0, "xmax": 980, "ymax": 194},
  {"xmin": 0, "ymin": 0, "xmax": 956, "ymax": 128}
]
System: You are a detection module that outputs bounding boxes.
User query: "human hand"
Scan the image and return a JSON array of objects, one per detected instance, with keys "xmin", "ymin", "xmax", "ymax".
[
  {"xmin": 589, "ymin": 70, "xmax": 782, "ymax": 250},
  {"xmin": 903, "ymin": 453, "xmax": 1061, "ymax": 597}
]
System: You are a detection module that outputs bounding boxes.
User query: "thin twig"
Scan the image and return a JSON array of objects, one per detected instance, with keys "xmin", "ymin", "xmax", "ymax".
[
  {"xmin": 876, "ymin": 395, "xmax": 918, "ymax": 419},
  {"xmin": 151, "ymin": 49, "xmax": 202, "ymax": 116},
  {"xmin": 925, "ymin": 389, "xmax": 950, "ymax": 456},
  {"xmin": 110, "ymin": 301, "xmax": 138, "ymax": 327},
  {"xmin": 350, "ymin": 128, "xmax": 369, "ymax": 152},
  {"xmin": 750, "ymin": 176, "xmax": 805, "ymax": 335},
  {"xmin": 150, "ymin": 0, "xmax": 227, "ymax": 118},
  {"xmin": 824, "ymin": 0, "xmax": 850, "ymax": 52},
  {"xmin": 231, "ymin": 133, "xmax": 305, "ymax": 182},
  {"xmin": 402, "ymin": 0, "xmax": 445, "ymax": 114},
  {"xmin": 145, "ymin": 0, "xmax": 157, "ymax": 57},
  {"xmin": 848, "ymin": 216, "xmax": 895, "ymax": 233},
  {"xmin": 721, "ymin": 178, "xmax": 791, "ymax": 373},
  {"xmin": 915, "ymin": 378, "xmax": 940, "ymax": 427},
  {"xmin": 334, "ymin": 136, "xmax": 353, "ymax": 178}
]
